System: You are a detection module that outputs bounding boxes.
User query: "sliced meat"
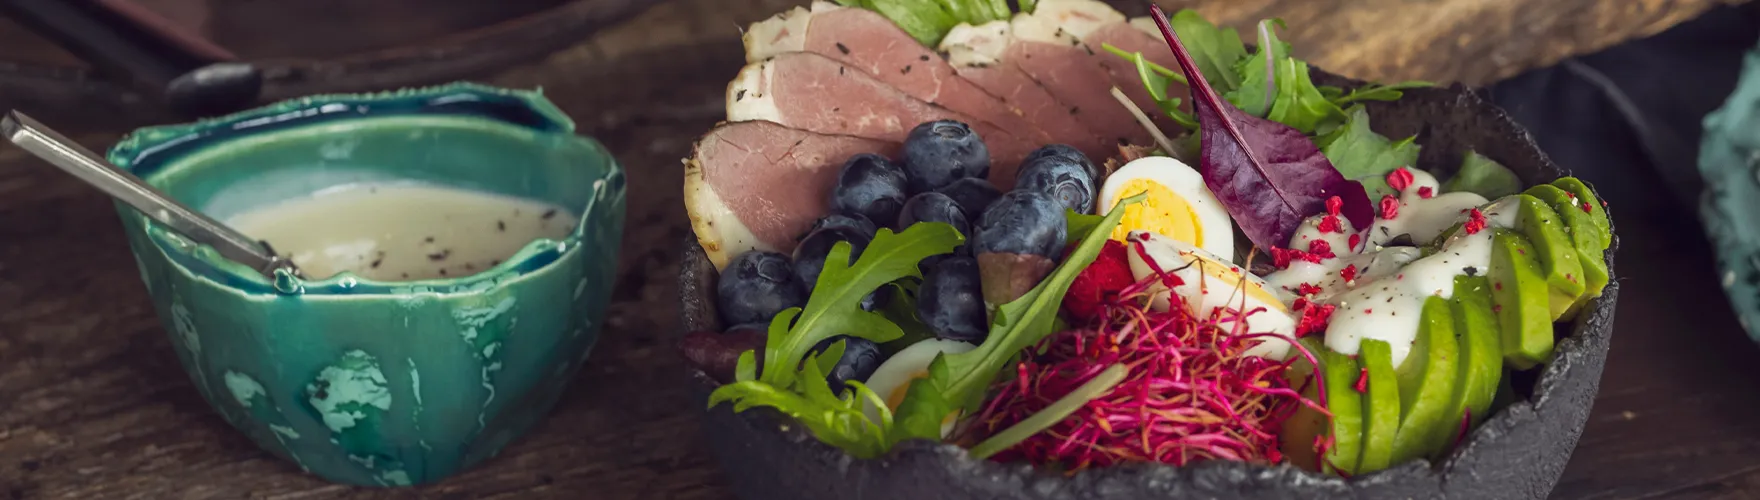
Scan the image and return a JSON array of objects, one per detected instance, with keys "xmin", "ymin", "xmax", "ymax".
[
  {"xmin": 1083, "ymin": 21, "xmax": 1192, "ymax": 115},
  {"xmin": 939, "ymin": 22, "xmax": 1113, "ymax": 163},
  {"xmin": 727, "ymin": 51, "xmax": 1032, "ymax": 186},
  {"xmin": 744, "ymin": 2, "xmax": 1055, "ymax": 146},
  {"xmin": 685, "ymin": 120, "xmax": 900, "ymax": 270},
  {"xmin": 1000, "ymin": 13, "xmax": 1152, "ymax": 150},
  {"xmin": 1032, "ymin": 0, "xmax": 1186, "ymax": 133}
]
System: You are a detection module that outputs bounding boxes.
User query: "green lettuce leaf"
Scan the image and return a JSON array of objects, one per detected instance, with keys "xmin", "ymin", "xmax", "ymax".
[
  {"xmin": 887, "ymin": 193, "xmax": 1147, "ymax": 445},
  {"xmin": 1165, "ymin": 8, "xmax": 1248, "ymax": 93},
  {"xmin": 1443, "ymin": 150, "xmax": 1523, "ymax": 199},
  {"xmin": 1223, "ymin": 20, "xmax": 1292, "ymax": 117},
  {"xmin": 1320, "ymin": 106, "xmax": 1420, "ymax": 199}
]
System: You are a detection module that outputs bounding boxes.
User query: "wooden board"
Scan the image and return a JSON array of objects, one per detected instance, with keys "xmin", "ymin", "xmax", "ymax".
[{"xmin": 1, "ymin": 0, "xmax": 1755, "ymax": 498}]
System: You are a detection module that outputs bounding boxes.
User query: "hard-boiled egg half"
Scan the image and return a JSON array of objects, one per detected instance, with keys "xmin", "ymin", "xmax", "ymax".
[
  {"xmin": 861, "ymin": 339, "xmax": 975, "ymax": 437},
  {"xmin": 1126, "ymin": 230, "xmax": 1296, "ymax": 360},
  {"xmin": 1099, "ymin": 156, "xmax": 1235, "ymax": 261}
]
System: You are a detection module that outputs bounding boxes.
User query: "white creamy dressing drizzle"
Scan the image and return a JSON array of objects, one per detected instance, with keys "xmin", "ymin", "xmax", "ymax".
[
  {"xmin": 1258, "ymin": 168, "xmax": 1511, "ymax": 367},
  {"xmin": 1366, "ymin": 170, "xmax": 1489, "ymax": 248}
]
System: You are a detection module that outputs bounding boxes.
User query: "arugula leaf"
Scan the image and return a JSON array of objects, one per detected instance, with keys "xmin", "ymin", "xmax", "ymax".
[
  {"xmin": 1165, "ymin": 8, "xmax": 1249, "ymax": 93},
  {"xmin": 710, "ymin": 349, "xmax": 893, "ymax": 458},
  {"xmin": 759, "ymin": 223, "xmax": 964, "ymax": 388},
  {"xmin": 1330, "ymin": 81, "xmax": 1436, "ymax": 106},
  {"xmin": 1099, "ymin": 44, "xmax": 1198, "ymax": 129},
  {"xmin": 1443, "ymin": 150, "xmax": 1523, "ymax": 199},
  {"xmin": 1018, "ymin": 0, "xmax": 1036, "ymax": 14},
  {"xmin": 1320, "ymin": 106, "xmax": 1421, "ymax": 199},
  {"xmin": 877, "ymin": 281, "xmax": 936, "ymax": 355},
  {"xmin": 887, "ymin": 193, "xmax": 1148, "ymax": 445}
]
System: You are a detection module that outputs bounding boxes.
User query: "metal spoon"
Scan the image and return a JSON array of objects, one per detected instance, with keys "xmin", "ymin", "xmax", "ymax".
[{"xmin": 1, "ymin": 110, "xmax": 299, "ymax": 279}]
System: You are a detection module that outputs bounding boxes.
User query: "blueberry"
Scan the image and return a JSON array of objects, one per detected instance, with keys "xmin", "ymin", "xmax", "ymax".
[
  {"xmin": 903, "ymin": 120, "xmax": 990, "ymax": 193},
  {"xmin": 831, "ymin": 154, "xmax": 909, "ymax": 225},
  {"xmin": 936, "ymin": 177, "xmax": 1003, "ymax": 219},
  {"xmin": 793, "ymin": 213, "xmax": 879, "ymax": 290},
  {"xmin": 1024, "ymin": 144, "xmax": 1099, "ymax": 176},
  {"xmin": 973, "ymin": 190, "xmax": 1067, "ymax": 258},
  {"xmin": 1016, "ymin": 149, "xmax": 1099, "ymax": 215},
  {"xmin": 717, "ymin": 251, "xmax": 808, "ymax": 326},
  {"xmin": 917, "ymin": 256, "xmax": 988, "ymax": 343},
  {"xmin": 917, "ymin": 245, "xmax": 971, "ymax": 276},
  {"xmin": 860, "ymin": 285, "xmax": 893, "ymax": 312},
  {"xmin": 811, "ymin": 336, "xmax": 885, "ymax": 394},
  {"xmin": 896, "ymin": 191, "xmax": 971, "ymax": 237}
]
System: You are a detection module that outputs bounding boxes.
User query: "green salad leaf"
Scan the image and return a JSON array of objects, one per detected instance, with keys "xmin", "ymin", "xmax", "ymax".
[
  {"xmin": 709, "ymin": 348, "xmax": 895, "ymax": 458},
  {"xmin": 756, "ymin": 222, "xmax": 964, "ymax": 388},
  {"xmin": 1320, "ymin": 106, "xmax": 1421, "ymax": 199},
  {"xmin": 1326, "ymin": 81, "xmax": 1436, "ymax": 106},
  {"xmin": 877, "ymin": 281, "xmax": 937, "ymax": 355},
  {"xmin": 886, "ymin": 193, "xmax": 1147, "ymax": 445},
  {"xmin": 1165, "ymin": 9, "xmax": 1249, "ymax": 92},
  {"xmin": 838, "ymin": 0, "xmax": 1030, "ymax": 46},
  {"xmin": 1443, "ymin": 150, "xmax": 1523, "ymax": 199},
  {"xmin": 709, "ymin": 222, "xmax": 962, "ymax": 458},
  {"xmin": 1064, "ymin": 210, "xmax": 1106, "ymax": 244}
]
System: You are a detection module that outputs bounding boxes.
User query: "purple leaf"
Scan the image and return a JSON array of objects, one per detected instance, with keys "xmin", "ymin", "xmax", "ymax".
[{"xmin": 1146, "ymin": 4, "xmax": 1372, "ymax": 251}]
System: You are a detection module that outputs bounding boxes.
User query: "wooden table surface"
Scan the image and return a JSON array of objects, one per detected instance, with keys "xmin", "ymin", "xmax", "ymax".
[{"xmin": 1, "ymin": 0, "xmax": 1756, "ymax": 498}]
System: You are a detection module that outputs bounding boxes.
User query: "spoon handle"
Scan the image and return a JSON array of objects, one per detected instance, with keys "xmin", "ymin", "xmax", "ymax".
[{"xmin": 1, "ymin": 110, "xmax": 294, "ymax": 278}]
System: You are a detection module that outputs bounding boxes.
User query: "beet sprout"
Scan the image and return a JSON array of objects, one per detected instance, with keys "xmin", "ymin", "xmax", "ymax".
[{"xmin": 970, "ymin": 267, "xmax": 1329, "ymax": 472}]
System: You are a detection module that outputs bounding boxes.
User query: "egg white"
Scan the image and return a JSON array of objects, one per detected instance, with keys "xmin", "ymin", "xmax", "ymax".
[
  {"xmin": 1098, "ymin": 156, "xmax": 1235, "ymax": 261},
  {"xmin": 1126, "ymin": 231, "xmax": 1296, "ymax": 360},
  {"xmin": 861, "ymin": 339, "xmax": 977, "ymax": 437}
]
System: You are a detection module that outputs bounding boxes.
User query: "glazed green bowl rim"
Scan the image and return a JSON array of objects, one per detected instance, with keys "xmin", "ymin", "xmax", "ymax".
[{"xmin": 105, "ymin": 82, "xmax": 621, "ymax": 296}]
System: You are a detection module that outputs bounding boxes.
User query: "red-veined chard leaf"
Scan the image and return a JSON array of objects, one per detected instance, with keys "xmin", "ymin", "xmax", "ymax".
[{"xmin": 1147, "ymin": 4, "xmax": 1373, "ymax": 250}]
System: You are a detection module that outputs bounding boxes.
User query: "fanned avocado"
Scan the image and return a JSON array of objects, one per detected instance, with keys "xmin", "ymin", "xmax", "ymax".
[
  {"xmin": 1280, "ymin": 337, "xmax": 1330, "ymax": 472},
  {"xmin": 1320, "ymin": 345, "xmax": 1365, "ymax": 475},
  {"xmin": 1509, "ymin": 194, "xmax": 1585, "ymax": 319},
  {"xmin": 1551, "ymin": 177, "xmax": 1612, "ymax": 249},
  {"xmin": 1525, "ymin": 184, "xmax": 1610, "ymax": 319},
  {"xmin": 1440, "ymin": 276, "xmax": 1503, "ymax": 458},
  {"xmin": 1358, "ymin": 339, "xmax": 1400, "ymax": 473},
  {"xmin": 1391, "ymin": 296, "xmax": 1459, "ymax": 464},
  {"xmin": 1491, "ymin": 230, "xmax": 1554, "ymax": 369}
]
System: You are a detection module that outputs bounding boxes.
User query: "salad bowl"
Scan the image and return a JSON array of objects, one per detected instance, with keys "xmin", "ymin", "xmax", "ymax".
[{"xmin": 677, "ymin": 67, "xmax": 1618, "ymax": 500}]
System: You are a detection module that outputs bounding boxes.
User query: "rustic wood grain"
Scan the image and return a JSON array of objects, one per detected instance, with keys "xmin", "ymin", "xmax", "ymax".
[
  {"xmin": 1136, "ymin": 0, "xmax": 1753, "ymax": 85},
  {"xmin": 1, "ymin": 0, "xmax": 1756, "ymax": 498}
]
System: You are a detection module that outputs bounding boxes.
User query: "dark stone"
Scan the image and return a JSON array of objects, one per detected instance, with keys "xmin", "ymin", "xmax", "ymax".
[{"xmin": 676, "ymin": 70, "xmax": 1619, "ymax": 500}]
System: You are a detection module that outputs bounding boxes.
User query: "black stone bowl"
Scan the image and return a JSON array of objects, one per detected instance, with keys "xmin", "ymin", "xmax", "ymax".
[{"xmin": 676, "ymin": 71, "xmax": 1620, "ymax": 500}]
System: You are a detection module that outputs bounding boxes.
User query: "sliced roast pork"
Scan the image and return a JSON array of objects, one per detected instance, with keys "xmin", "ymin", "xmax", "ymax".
[
  {"xmin": 727, "ymin": 51, "xmax": 1033, "ymax": 186},
  {"xmin": 684, "ymin": 120, "xmax": 899, "ymax": 270},
  {"xmin": 939, "ymin": 22, "xmax": 1113, "ymax": 162},
  {"xmin": 1032, "ymin": 0, "xmax": 1188, "ymax": 129},
  {"xmin": 744, "ymin": 2, "xmax": 1056, "ymax": 146},
  {"xmin": 965, "ymin": 13, "xmax": 1150, "ymax": 150}
]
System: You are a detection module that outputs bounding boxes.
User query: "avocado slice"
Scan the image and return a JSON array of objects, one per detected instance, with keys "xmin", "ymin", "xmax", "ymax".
[
  {"xmin": 1491, "ymin": 230, "xmax": 1554, "ymax": 369},
  {"xmin": 1551, "ymin": 177, "xmax": 1612, "ymax": 249},
  {"xmin": 1509, "ymin": 194, "xmax": 1585, "ymax": 318},
  {"xmin": 1357, "ymin": 339, "xmax": 1401, "ymax": 473},
  {"xmin": 1438, "ymin": 275, "xmax": 1503, "ymax": 458},
  {"xmin": 1525, "ymin": 184, "xmax": 1611, "ymax": 319},
  {"xmin": 1390, "ymin": 296, "xmax": 1459, "ymax": 464},
  {"xmin": 1280, "ymin": 337, "xmax": 1329, "ymax": 472},
  {"xmin": 1319, "ymin": 345, "xmax": 1364, "ymax": 475}
]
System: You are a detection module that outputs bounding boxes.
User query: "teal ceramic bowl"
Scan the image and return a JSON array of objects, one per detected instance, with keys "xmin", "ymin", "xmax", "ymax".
[{"xmin": 104, "ymin": 83, "xmax": 626, "ymax": 486}]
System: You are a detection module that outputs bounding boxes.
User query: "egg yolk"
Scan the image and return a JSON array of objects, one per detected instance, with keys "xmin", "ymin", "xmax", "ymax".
[
  {"xmin": 1189, "ymin": 253, "xmax": 1287, "ymax": 312},
  {"xmin": 1109, "ymin": 179, "xmax": 1204, "ymax": 247}
]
